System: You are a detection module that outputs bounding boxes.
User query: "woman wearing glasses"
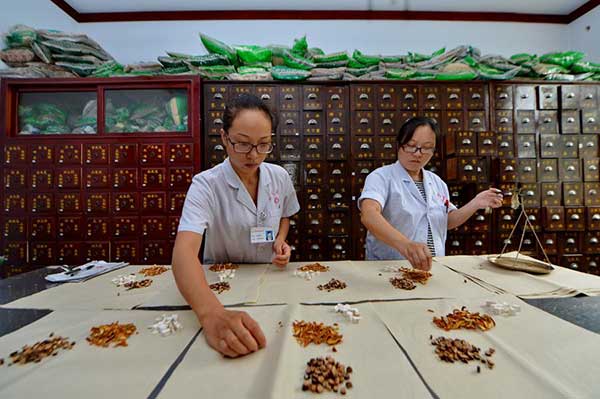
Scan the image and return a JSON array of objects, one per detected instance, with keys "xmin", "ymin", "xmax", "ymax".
[
  {"xmin": 358, "ymin": 117, "xmax": 502, "ymax": 271},
  {"xmin": 172, "ymin": 94, "xmax": 299, "ymax": 358}
]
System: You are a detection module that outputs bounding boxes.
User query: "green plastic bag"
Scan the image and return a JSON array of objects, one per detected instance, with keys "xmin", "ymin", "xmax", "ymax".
[
  {"xmin": 234, "ymin": 45, "xmax": 272, "ymax": 64},
  {"xmin": 282, "ymin": 50, "xmax": 315, "ymax": 70},
  {"xmin": 271, "ymin": 66, "xmax": 311, "ymax": 81},
  {"xmin": 571, "ymin": 61, "xmax": 600, "ymax": 74},
  {"xmin": 385, "ymin": 69, "xmax": 417, "ymax": 80},
  {"xmin": 347, "ymin": 58, "xmax": 366, "ymax": 69},
  {"xmin": 199, "ymin": 34, "xmax": 238, "ymax": 65},
  {"xmin": 312, "ymin": 52, "xmax": 349, "ymax": 64},
  {"xmin": 434, "ymin": 71, "xmax": 477, "ymax": 81},
  {"xmin": 539, "ymin": 51, "xmax": 585, "ymax": 68},
  {"xmin": 352, "ymin": 50, "xmax": 380, "ymax": 67},
  {"xmin": 4, "ymin": 25, "xmax": 37, "ymax": 48},
  {"xmin": 306, "ymin": 47, "xmax": 324, "ymax": 58},
  {"xmin": 291, "ymin": 35, "xmax": 308, "ymax": 57},
  {"xmin": 510, "ymin": 53, "xmax": 536, "ymax": 65}
]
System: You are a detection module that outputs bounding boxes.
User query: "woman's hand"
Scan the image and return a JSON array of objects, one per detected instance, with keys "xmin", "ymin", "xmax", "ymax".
[
  {"xmin": 472, "ymin": 188, "xmax": 503, "ymax": 210},
  {"xmin": 398, "ymin": 240, "xmax": 432, "ymax": 271},
  {"xmin": 272, "ymin": 239, "xmax": 291, "ymax": 268},
  {"xmin": 201, "ymin": 308, "xmax": 267, "ymax": 358}
]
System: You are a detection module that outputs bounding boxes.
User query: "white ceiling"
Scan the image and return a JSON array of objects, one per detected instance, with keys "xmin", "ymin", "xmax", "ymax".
[{"xmin": 67, "ymin": 0, "xmax": 590, "ymax": 15}]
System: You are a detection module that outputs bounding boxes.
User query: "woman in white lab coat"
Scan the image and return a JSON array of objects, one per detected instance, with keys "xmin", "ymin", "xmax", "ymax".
[
  {"xmin": 358, "ymin": 117, "xmax": 502, "ymax": 271},
  {"xmin": 172, "ymin": 94, "xmax": 300, "ymax": 359}
]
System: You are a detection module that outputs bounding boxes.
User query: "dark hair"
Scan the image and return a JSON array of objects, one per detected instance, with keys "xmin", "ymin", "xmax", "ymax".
[
  {"xmin": 396, "ymin": 117, "xmax": 439, "ymax": 146},
  {"xmin": 222, "ymin": 93, "xmax": 276, "ymax": 133}
]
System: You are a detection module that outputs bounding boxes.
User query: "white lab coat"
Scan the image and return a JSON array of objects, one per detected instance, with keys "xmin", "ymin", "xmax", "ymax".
[
  {"xmin": 178, "ymin": 158, "xmax": 300, "ymax": 263},
  {"xmin": 358, "ymin": 161, "xmax": 457, "ymax": 260}
]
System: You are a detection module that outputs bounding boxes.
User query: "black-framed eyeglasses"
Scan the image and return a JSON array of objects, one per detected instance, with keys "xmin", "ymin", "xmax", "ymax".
[
  {"xmin": 401, "ymin": 144, "xmax": 435, "ymax": 155},
  {"xmin": 225, "ymin": 135, "xmax": 274, "ymax": 154}
]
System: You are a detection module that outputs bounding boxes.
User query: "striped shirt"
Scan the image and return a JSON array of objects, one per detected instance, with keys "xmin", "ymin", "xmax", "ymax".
[{"xmin": 414, "ymin": 180, "xmax": 436, "ymax": 256}]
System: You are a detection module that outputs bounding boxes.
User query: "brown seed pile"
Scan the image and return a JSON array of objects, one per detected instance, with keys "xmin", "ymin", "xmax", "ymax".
[
  {"xmin": 298, "ymin": 263, "xmax": 330, "ymax": 273},
  {"xmin": 292, "ymin": 320, "xmax": 343, "ymax": 347},
  {"xmin": 399, "ymin": 267, "xmax": 432, "ymax": 284},
  {"xmin": 139, "ymin": 265, "xmax": 169, "ymax": 277},
  {"xmin": 317, "ymin": 278, "xmax": 347, "ymax": 292},
  {"xmin": 430, "ymin": 336, "xmax": 495, "ymax": 369},
  {"xmin": 389, "ymin": 277, "xmax": 416, "ymax": 290},
  {"xmin": 208, "ymin": 262, "xmax": 239, "ymax": 272},
  {"xmin": 87, "ymin": 322, "xmax": 137, "ymax": 348},
  {"xmin": 123, "ymin": 278, "xmax": 153, "ymax": 290},
  {"xmin": 209, "ymin": 281, "xmax": 231, "ymax": 294},
  {"xmin": 302, "ymin": 356, "xmax": 354, "ymax": 395},
  {"xmin": 433, "ymin": 307, "xmax": 496, "ymax": 331},
  {"xmin": 6, "ymin": 333, "xmax": 74, "ymax": 365}
]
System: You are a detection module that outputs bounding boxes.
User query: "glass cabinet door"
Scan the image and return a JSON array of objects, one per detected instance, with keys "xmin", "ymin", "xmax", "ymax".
[
  {"xmin": 104, "ymin": 89, "xmax": 188, "ymax": 133},
  {"xmin": 18, "ymin": 91, "xmax": 97, "ymax": 135}
]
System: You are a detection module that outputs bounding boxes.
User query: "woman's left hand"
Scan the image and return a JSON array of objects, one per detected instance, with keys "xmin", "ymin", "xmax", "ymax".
[
  {"xmin": 472, "ymin": 188, "xmax": 504, "ymax": 210},
  {"xmin": 272, "ymin": 239, "xmax": 291, "ymax": 268}
]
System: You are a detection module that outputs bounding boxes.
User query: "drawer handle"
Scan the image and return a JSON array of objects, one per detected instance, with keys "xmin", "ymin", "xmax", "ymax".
[
  {"xmin": 449, "ymin": 93, "xmax": 459, "ymax": 100},
  {"xmin": 214, "ymin": 145, "xmax": 224, "ymax": 151},
  {"xmin": 284, "ymin": 94, "xmax": 294, "ymax": 100},
  {"xmin": 383, "ymin": 143, "xmax": 393, "ymax": 149},
  {"xmin": 309, "ymin": 168, "xmax": 318, "ymax": 175},
  {"xmin": 544, "ymin": 166, "xmax": 553, "ymax": 172},
  {"xmin": 543, "ymin": 118, "xmax": 552, "ymax": 124},
  {"xmin": 568, "ymin": 190, "xmax": 577, "ymax": 196},
  {"xmin": 335, "ymin": 244, "xmax": 343, "ymax": 250},
  {"xmin": 472, "ymin": 93, "xmax": 481, "ymax": 100},
  {"xmin": 566, "ymin": 92, "xmax": 575, "ymax": 99},
  {"xmin": 214, "ymin": 93, "xmax": 223, "ymax": 100},
  {"xmin": 308, "ymin": 144, "xmax": 319, "ymax": 150},
  {"xmin": 545, "ymin": 142, "xmax": 554, "ymax": 148},
  {"xmin": 382, "ymin": 94, "xmax": 392, "ymax": 100},
  {"xmin": 503, "ymin": 215, "xmax": 512, "ymax": 221},
  {"xmin": 332, "ymin": 169, "xmax": 342, "ymax": 175},
  {"xmin": 452, "ymin": 240, "xmax": 460, "ymax": 247},
  {"xmin": 499, "ymin": 92, "xmax": 509, "ymax": 100},
  {"xmin": 567, "ymin": 237, "xmax": 576, "ymax": 244},
  {"xmin": 309, "ymin": 194, "xmax": 319, "ymax": 200},
  {"xmin": 586, "ymin": 141, "xmax": 595, "ymax": 147},
  {"xmin": 566, "ymin": 141, "xmax": 575, "ymax": 148},
  {"xmin": 290, "ymin": 220, "xmax": 296, "ymax": 226},
  {"xmin": 520, "ymin": 93, "xmax": 529, "ymax": 99},
  {"xmin": 404, "ymin": 93, "xmax": 415, "ymax": 100},
  {"xmin": 308, "ymin": 93, "xmax": 318, "ymax": 100},
  {"xmin": 333, "ymin": 219, "xmax": 342, "ymax": 225},
  {"xmin": 522, "ymin": 117, "xmax": 530, "ymax": 124},
  {"xmin": 260, "ymin": 94, "xmax": 271, "ymax": 101},
  {"xmin": 475, "ymin": 240, "xmax": 483, "ymax": 247},
  {"xmin": 569, "ymin": 263, "xmax": 579, "ymax": 269},
  {"xmin": 586, "ymin": 93, "xmax": 594, "ymax": 100},
  {"xmin": 523, "ymin": 142, "xmax": 531, "ymax": 148},
  {"xmin": 360, "ymin": 168, "xmax": 370, "ymax": 174},
  {"xmin": 587, "ymin": 117, "xmax": 596, "ymax": 124},
  {"xmin": 333, "ymin": 193, "xmax": 343, "ymax": 199},
  {"xmin": 463, "ymin": 165, "xmax": 474, "ymax": 171},
  {"xmin": 308, "ymin": 119, "xmax": 318, "ymax": 126},
  {"xmin": 567, "ymin": 165, "xmax": 576, "ymax": 171},
  {"xmin": 590, "ymin": 165, "xmax": 599, "ymax": 171},
  {"xmin": 285, "ymin": 118, "xmax": 295, "ymax": 125},
  {"xmin": 471, "ymin": 118, "xmax": 481, "ymax": 125},
  {"xmin": 545, "ymin": 93, "xmax": 553, "ymax": 99},
  {"xmin": 524, "ymin": 239, "xmax": 532, "ymax": 245},
  {"xmin": 483, "ymin": 139, "xmax": 493, "ymax": 145},
  {"xmin": 523, "ymin": 166, "xmax": 532, "ymax": 172},
  {"xmin": 528, "ymin": 215, "xmax": 536, "ymax": 221},
  {"xmin": 290, "ymin": 245, "xmax": 297, "ymax": 251},
  {"xmin": 450, "ymin": 118, "xmax": 459, "ymax": 125},
  {"xmin": 526, "ymin": 190, "xmax": 534, "ymax": 196},
  {"xmin": 383, "ymin": 118, "xmax": 392, "ymax": 125},
  {"xmin": 360, "ymin": 144, "xmax": 371, "ymax": 150},
  {"xmin": 504, "ymin": 165, "xmax": 514, "ymax": 172},
  {"xmin": 593, "ymin": 214, "xmax": 600, "ymax": 220},
  {"xmin": 545, "ymin": 239, "xmax": 555, "ymax": 245},
  {"xmin": 500, "ymin": 141, "xmax": 510, "ymax": 148},
  {"xmin": 427, "ymin": 93, "xmax": 437, "ymax": 100},
  {"xmin": 590, "ymin": 261, "xmax": 598, "ymax": 268},
  {"xmin": 311, "ymin": 244, "xmax": 320, "ymax": 250},
  {"xmin": 285, "ymin": 144, "xmax": 295, "ymax": 150},
  {"xmin": 590, "ymin": 237, "xmax": 599, "ymax": 244},
  {"xmin": 552, "ymin": 214, "xmax": 561, "ymax": 220},
  {"xmin": 462, "ymin": 139, "xmax": 472, "ymax": 145},
  {"xmin": 589, "ymin": 189, "xmax": 598, "ymax": 196},
  {"xmin": 331, "ymin": 94, "xmax": 341, "ymax": 101},
  {"xmin": 332, "ymin": 143, "xmax": 342, "ymax": 150},
  {"xmin": 213, "ymin": 118, "xmax": 223, "ymax": 125},
  {"xmin": 360, "ymin": 118, "xmax": 369, "ymax": 125},
  {"xmin": 567, "ymin": 117, "xmax": 576, "ymax": 124},
  {"xmin": 475, "ymin": 215, "xmax": 485, "ymax": 221},
  {"xmin": 359, "ymin": 93, "xmax": 369, "ymax": 100},
  {"xmin": 452, "ymin": 191, "xmax": 459, "ymax": 197},
  {"xmin": 547, "ymin": 190, "xmax": 555, "ymax": 196},
  {"xmin": 310, "ymin": 220, "xmax": 320, "ymax": 225},
  {"xmin": 331, "ymin": 117, "xmax": 341, "ymax": 124}
]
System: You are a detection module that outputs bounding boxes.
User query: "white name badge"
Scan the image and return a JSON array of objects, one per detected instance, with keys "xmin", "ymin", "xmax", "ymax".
[{"xmin": 250, "ymin": 227, "xmax": 275, "ymax": 244}]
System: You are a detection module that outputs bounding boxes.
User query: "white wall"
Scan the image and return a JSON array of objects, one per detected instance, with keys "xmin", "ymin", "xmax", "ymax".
[{"xmin": 568, "ymin": 6, "xmax": 600, "ymax": 62}]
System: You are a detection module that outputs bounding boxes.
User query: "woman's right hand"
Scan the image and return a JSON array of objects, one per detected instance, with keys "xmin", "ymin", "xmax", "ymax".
[
  {"xmin": 201, "ymin": 308, "xmax": 267, "ymax": 358},
  {"xmin": 398, "ymin": 240, "xmax": 432, "ymax": 271}
]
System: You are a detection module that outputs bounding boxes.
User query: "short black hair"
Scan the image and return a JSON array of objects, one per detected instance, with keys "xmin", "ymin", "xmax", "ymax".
[
  {"xmin": 222, "ymin": 93, "xmax": 277, "ymax": 133},
  {"xmin": 396, "ymin": 117, "xmax": 439, "ymax": 146}
]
